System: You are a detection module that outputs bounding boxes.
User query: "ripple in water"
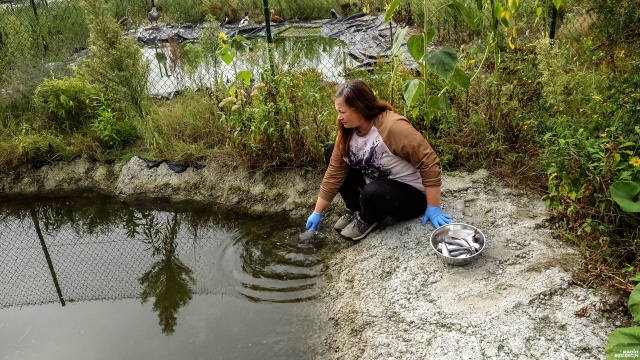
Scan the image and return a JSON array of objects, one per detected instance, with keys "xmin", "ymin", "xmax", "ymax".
[{"xmin": 218, "ymin": 228, "xmax": 324, "ymax": 303}]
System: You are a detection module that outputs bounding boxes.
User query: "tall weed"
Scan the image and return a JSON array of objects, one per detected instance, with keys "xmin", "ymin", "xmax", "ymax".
[
  {"xmin": 79, "ymin": 0, "xmax": 149, "ymax": 118},
  {"xmin": 34, "ymin": 75, "xmax": 101, "ymax": 132}
]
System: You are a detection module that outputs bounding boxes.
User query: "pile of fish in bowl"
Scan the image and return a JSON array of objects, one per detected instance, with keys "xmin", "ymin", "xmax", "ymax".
[{"xmin": 429, "ymin": 223, "xmax": 486, "ymax": 266}]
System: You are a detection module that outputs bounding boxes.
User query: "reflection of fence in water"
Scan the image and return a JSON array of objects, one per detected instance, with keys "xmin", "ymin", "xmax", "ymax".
[{"xmin": 0, "ymin": 207, "xmax": 323, "ymax": 311}]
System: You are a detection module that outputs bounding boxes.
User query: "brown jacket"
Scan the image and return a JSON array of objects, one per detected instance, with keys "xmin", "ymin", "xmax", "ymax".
[{"xmin": 319, "ymin": 110, "xmax": 441, "ymax": 203}]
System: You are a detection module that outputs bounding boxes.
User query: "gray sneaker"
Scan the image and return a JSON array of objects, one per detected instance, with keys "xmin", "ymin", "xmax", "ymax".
[
  {"xmin": 334, "ymin": 210, "xmax": 357, "ymax": 231},
  {"xmin": 340, "ymin": 213, "xmax": 378, "ymax": 240}
]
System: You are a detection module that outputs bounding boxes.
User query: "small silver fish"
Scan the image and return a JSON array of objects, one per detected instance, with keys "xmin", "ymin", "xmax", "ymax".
[
  {"xmin": 441, "ymin": 242, "xmax": 451, "ymax": 257},
  {"xmin": 445, "ymin": 239, "xmax": 470, "ymax": 248},
  {"xmin": 449, "ymin": 249, "xmax": 471, "ymax": 257},
  {"xmin": 299, "ymin": 229, "xmax": 315, "ymax": 241}
]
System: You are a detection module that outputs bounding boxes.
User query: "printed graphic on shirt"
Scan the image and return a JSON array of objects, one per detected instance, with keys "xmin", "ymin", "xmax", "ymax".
[
  {"xmin": 345, "ymin": 127, "xmax": 423, "ymax": 192},
  {"xmin": 347, "ymin": 138, "xmax": 391, "ymax": 180}
]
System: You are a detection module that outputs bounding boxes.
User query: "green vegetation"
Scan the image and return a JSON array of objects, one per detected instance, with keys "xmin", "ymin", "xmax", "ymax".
[
  {"xmin": 0, "ymin": 0, "xmax": 639, "ymax": 299},
  {"xmin": 606, "ymin": 274, "xmax": 640, "ymax": 359}
]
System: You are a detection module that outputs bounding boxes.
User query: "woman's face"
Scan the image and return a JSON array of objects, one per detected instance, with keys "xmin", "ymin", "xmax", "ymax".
[{"xmin": 335, "ymin": 97, "xmax": 367, "ymax": 130}]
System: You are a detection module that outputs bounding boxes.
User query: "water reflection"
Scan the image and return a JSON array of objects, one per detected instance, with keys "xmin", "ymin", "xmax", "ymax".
[
  {"xmin": 0, "ymin": 194, "xmax": 331, "ymax": 332},
  {"xmin": 138, "ymin": 213, "xmax": 194, "ymax": 335},
  {"xmin": 0, "ymin": 194, "xmax": 334, "ymax": 359},
  {"xmin": 29, "ymin": 207, "xmax": 65, "ymax": 306}
]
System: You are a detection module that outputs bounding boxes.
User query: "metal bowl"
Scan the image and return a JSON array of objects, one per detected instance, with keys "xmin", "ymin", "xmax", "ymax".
[{"xmin": 429, "ymin": 223, "xmax": 486, "ymax": 266}]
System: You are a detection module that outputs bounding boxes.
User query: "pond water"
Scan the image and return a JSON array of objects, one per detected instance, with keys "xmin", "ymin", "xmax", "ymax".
[
  {"xmin": 0, "ymin": 194, "xmax": 334, "ymax": 359},
  {"xmin": 144, "ymin": 36, "xmax": 359, "ymax": 98}
]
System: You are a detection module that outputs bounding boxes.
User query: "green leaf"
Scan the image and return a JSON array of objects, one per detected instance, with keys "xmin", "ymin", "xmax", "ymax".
[
  {"xmin": 605, "ymin": 327, "xmax": 640, "ymax": 360},
  {"xmin": 402, "ymin": 79, "xmax": 424, "ymax": 107},
  {"xmin": 447, "ymin": 1, "xmax": 480, "ymax": 29},
  {"xmin": 423, "ymin": 109, "xmax": 436, "ymax": 121},
  {"xmin": 407, "ymin": 34, "xmax": 424, "ymax": 62},
  {"xmin": 613, "ymin": 153, "xmax": 621, "ymax": 167},
  {"xmin": 233, "ymin": 35, "xmax": 248, "ymax": 42},
  {"xmin": 450, "ymin": 67, "xmax": 470, "ymax": 88},
  {"xmin": 630, "ymin": 274, "xmax": 640, "ymax": 282},
  {"xmin": 384, "ymin": 0, "xmax": 404, "ymax": 22},
  {"xmin": 237, "ymin": 70, "xmax": 252, "ymax": 85},
  {"xmin": 630, "ymin": 285, "xmax": 640, "ymax": 321},
  {"xmin": 493, "ymin": 2, "xmax": 503, "ymax": 24},
  {"xmin": 552, "ymin": 0, "xmax": 562, "ymax": 10},
  {"xmin": 508, "ymin": 0, "xmax": 519, "ymax": 12},
  {"xmin": 411, "ymin": 107, "xmax": 419, "ymax": 119},
  {"xmin": 425, "ymin": 28, "xmax": 436, "ymax": 46},
  {"xmin": 500, "ymin": 16, "xmax": 510, "ymax": 28},
  {"xmin": 229, "ymin": 85, "xmax": 237, "ymax": 100},
  {"xmin": 604, "ymin": 326, "xmax": 640, "ymax": 360},
  {"xmin": 220, "ymin": 51, "xmax": 234, "ymax": 65},
  {"xmin": 425, "ymin": 47, "xmax": 458, "ymax": 81},
  {"xmin": 391, "ymin": 26, "xmax": 408, "ymax": 56},
  {"xmin": 536, "ymin": 7, "xmax": 543, "ymax": 16},
  {"xmin": 610, "ymin": 181, "xmax": 640, "ymax": 212},
  {"xmin": 427, "ymin": 95, "xmax": 441, "ymax": 110},
  {"xmin": 426, "ymin": 95, "xmax": 448, "ymax": 111}
]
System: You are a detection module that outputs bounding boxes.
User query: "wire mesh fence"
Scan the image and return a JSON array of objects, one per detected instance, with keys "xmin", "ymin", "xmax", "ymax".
[{"xmin": 0, "ymin": 0, "xmax": 603, "ymax": 100}]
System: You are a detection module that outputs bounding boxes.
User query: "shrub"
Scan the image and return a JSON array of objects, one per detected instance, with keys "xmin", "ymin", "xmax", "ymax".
[
  {"xmin": 79, "ymin": 0, "xmax": 149, "ymax": 118},
  {"xmin": 90, "ymin": 95, "xmax": 138, "ymax": 150},
  {"xmin": 34, "ymin": 75, "xmax": 101, "ymax": 132}
]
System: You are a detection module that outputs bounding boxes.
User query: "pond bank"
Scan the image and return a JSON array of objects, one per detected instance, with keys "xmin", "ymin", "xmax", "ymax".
[
  {"xmin": 0, "ymin": 156, "xmax": 321, "ymax": 218},
  {"xmin": 0, "ymin": 156, "xmax": 629, "ymax": 359}
]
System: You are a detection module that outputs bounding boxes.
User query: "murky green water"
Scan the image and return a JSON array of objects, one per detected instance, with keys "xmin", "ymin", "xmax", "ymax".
[
  {"xmin": 0, "ymin": 194, "xmax": 334, "ymax": 359},
  {"xmin": 145, "ymin": 36, "xmax": 359, "ymax": 97}
]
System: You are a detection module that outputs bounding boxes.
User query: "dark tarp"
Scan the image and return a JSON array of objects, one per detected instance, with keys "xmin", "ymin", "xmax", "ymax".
[
  {"xmin": 135, "ymin": 23, "xmax": 204, "ymax": 45},
  {"xmin": 320, "ymin": 14, "xmax": 418, "ymax": 70},
  {"xmin": 134, "ymin": 12, "xmax": 418, "ymax": 70}
]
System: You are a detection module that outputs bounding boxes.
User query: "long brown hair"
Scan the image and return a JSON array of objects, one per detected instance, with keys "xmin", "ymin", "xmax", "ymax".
[{"xmin": 334, "ymin": 79, "xmax": 394, "ymax": 153}]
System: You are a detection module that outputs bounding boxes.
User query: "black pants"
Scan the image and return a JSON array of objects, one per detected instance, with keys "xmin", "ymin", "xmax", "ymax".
[{"xmin": 325, "ymin": 144, "xmax": 427, "ymax": 224}]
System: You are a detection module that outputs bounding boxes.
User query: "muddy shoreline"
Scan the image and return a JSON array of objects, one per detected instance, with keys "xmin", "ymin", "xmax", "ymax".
[{"xmin": 1, "ymin": 156, "xmax": 629, "ymax": 359}]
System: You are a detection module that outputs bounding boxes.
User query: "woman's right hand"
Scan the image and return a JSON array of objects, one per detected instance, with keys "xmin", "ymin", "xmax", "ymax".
[{"xmin": 306, "ymin": 211, "xmax": 323, "ymax": 231}]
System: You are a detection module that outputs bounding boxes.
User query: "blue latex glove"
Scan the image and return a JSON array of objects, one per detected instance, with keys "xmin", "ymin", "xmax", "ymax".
[
  {"xmin": 422, "ymin": 205, "xmax": 453, "ymax": 228},
  {"xmin": 306, "ymin": 211, "xmax": 323, "ymax": 231}
]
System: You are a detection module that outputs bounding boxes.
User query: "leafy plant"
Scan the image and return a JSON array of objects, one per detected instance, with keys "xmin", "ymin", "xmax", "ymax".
[
  {"xmin": 34, "ymin": 74, "xmax": 101, "ymax": 132},
  {"xmin": 90, "ymin": 95, "xmax": 138, "ymax": 150},
  {"xmin": 79, "ymin": 0, "xmax": 149, "ymax": 118},
  {"xmin": 384, "ymin": 0, "xmax": 482, "ymax": 124},
  {"xmin": 605, "ymin": 274, "xmax": 640, "ymax": 359},
  {"xmin": 611, "ymin": 181, "xmax": 640, "ymax": 213},
  {"xmin": 13, "ymin": 125, "xmax": 66, "ymax": 164}
]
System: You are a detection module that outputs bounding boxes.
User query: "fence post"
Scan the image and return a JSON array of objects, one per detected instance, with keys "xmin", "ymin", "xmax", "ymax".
[
  {"xmin": 549, "ymin": 2, "xmax": 558, "ymax": 41},
  {"xmin": 262, "ymin": 0, "xmax": 272, "ymax": 44},
  {"xmin": 261, "ymin": 0, "xmax": 276, "ymax": 79},
  {"xmin": 29, "ymin": 0, "xmax": 49, "ymax": 53}
]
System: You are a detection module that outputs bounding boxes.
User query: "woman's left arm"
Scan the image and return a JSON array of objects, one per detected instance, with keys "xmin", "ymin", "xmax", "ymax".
[
  {"xmin": 425, "ymin": 187, "xmax": 441, "ymax": 207},
  {"xmin": 382, "ymin": 112, "xmax": 453, "ymax": 227}
]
